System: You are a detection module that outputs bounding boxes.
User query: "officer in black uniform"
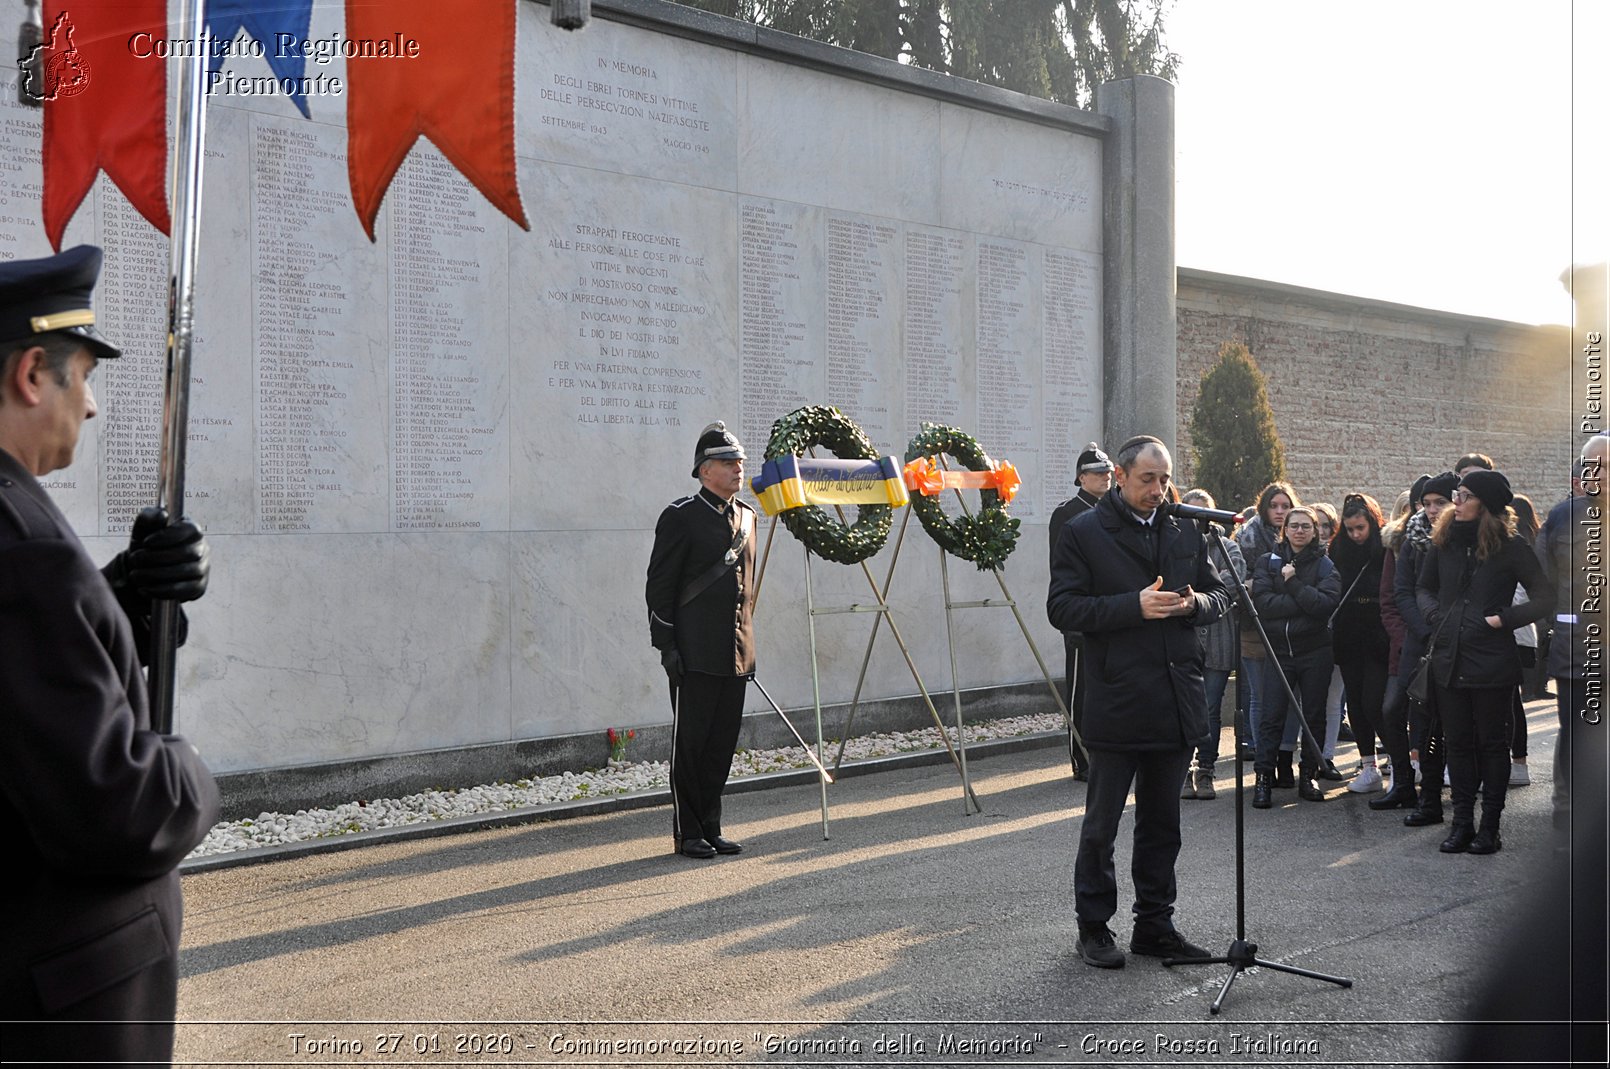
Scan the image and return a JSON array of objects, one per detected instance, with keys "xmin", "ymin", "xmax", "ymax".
[
  {"xmin": 1049, "ymin": 442, "xmax": 1113, "ymax": 779},
  {"xmin": 0, "ymin": 246, "xmax": 218, "ymax": 1062},
  {"xmin": 645, "ymin": 421, "xmax": 757, "ymax": 859}
]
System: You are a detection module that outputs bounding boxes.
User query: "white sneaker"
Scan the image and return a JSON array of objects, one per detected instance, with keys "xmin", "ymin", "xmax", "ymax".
[
  {"xmin": 1347, "ymin": 764, "xmax": 1383, "ymax": 793},
  {"xmin": 1509, "ymin": 762, "xmax": 1531, "ymax": 786}
]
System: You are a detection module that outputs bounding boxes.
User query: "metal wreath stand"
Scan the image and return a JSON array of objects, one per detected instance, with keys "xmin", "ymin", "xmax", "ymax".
[{"xmin": 749, "ymin": 448, "xmax": 980, "ymax": 839}]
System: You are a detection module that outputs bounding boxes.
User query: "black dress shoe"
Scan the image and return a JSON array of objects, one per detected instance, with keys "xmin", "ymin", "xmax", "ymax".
[
  {"xmin": 677, "ymin": 838, "xmax": 716, "ymax": 859},
  {"xmin": 708, "ymin": 835, "xmax": 743, "ymax": 855},
  {"xmin": 1318, "ymin": 760, "xmax": 1346, "ymax": 782},
  {"xmin": 1076, "ymin": 925, "xmax": 1125, "ymax": 969},
  {"xmin": 1468, "ymin": 828, "xmax": 1502, "ymax": 855},
  {"xmin": 1130, "ymin": 928, "xmax": 1211, "ymax": 960},
  {"xmin": 1439, "ymin": 824, "xmax": 1475, "ymax": 853}
]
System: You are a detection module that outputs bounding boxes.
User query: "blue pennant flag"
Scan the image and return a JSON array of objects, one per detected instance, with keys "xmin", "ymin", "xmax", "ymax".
[{"xmin": 206, "ymin": 0, "xmax": 316, "ymax": 118}]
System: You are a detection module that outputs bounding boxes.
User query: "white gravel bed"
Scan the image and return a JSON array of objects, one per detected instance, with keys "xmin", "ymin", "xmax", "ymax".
[{"xmin": 187, "ymin": 712, "xmax": 1064, "ymax": 858}]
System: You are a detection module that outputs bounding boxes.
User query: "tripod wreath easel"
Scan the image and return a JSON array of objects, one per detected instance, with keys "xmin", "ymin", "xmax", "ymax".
[
  {"xmin": 833, "ymin": 424, "xmax": 1084, "ymax": 791},
  {"xmin": 749, "ymin": 407, "xmax": 980, "ymax": 838}
]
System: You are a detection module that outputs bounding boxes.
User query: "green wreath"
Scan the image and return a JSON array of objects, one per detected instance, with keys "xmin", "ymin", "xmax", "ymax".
[
  {"xmin": 764, "ymin": 405, "xmax": 891, "ymax": 565},
  {"xmin": 903, "ymin": 422, "xmax": 1021, "ymax": 571}
]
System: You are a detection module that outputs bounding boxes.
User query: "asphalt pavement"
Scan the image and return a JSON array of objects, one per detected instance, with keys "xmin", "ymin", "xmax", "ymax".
[{"xmin": 174, "ymin": 700, "xmax": 1579, "ymax": 1066}]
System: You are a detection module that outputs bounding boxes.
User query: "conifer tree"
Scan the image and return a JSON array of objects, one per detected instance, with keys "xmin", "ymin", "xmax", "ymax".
[{"xmin": 1189, "ymin": 342, "xmax": 1286, "ymax": 512}]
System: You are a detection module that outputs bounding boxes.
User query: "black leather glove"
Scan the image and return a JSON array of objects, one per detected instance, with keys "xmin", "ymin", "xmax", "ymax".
[
  {"xmin": 103, "ymin": 506, "xmax": 210, "ymax": 603},
  {"xmin": 661, "ymin": 647, "xmax": 684, "ymax": 686}
]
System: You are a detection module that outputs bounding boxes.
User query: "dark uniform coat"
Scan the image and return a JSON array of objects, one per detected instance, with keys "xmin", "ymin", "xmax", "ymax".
[
  {"xmin": 645, "ymin": 487, "xmax": 757, "ymax": 677},
  {"xmin": 0, "ymin": 448, "xmax": 220, "ymax": 1061},
  {"xmin": 1047, "ymin": 489, "xmax": 1230, "ymax": 751},
  {"xmin": 1048, "ymin": 487, "xmax": 1101, "ymax": 572}
]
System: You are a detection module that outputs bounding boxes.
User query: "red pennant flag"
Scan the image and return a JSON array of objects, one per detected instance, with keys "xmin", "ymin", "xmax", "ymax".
[
  {"xmin": 345, "ymin": 0, "xmax": 529, "ymax": 239},
  {"xmin": 38, "ymin": 1, "xmax": 171, "ymax": 249}
]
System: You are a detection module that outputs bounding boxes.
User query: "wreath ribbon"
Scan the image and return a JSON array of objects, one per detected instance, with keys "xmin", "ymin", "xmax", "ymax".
[
  {"xmin": 902, "ymin": 457, "xmax": 1021, "ymax": 505},
  {"xmin": 752, "ymin": 456, "xmax": 910, "ymax": 516}
]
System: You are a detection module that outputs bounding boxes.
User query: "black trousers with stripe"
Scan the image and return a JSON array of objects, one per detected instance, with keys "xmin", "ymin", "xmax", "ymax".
[{"xmin": 668, "ymin": 671, "xmax": 747, "ymax": 844}]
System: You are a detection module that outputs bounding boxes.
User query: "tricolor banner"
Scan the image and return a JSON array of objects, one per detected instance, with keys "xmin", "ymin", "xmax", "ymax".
[{"xmin": 751, "ymin": 456, "xmax": 911, "ymax": 516}]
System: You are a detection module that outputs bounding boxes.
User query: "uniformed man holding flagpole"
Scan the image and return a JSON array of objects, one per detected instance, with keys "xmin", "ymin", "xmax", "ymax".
[
  {"xmin": 646, "ymin": 422, "xmax": 757, "ymax": 859},
  {"xmin": 0, "ymin": 246, "xmax": 217, "ymax": 1061}
]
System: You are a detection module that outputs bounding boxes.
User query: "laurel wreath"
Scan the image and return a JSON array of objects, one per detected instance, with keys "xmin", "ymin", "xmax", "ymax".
[
  {"xmin": 903, "ymin": 422, "xmax": 1021, "ymax": 571},
  {"xmin": 763, "ymin": 405, "xmax": 891, "ymax": 565}
]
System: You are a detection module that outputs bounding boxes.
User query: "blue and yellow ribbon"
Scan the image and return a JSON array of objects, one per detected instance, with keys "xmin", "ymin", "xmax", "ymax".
[{"xmin": 751, "ymin": 456, "xmax": 910, "ymax": 515}]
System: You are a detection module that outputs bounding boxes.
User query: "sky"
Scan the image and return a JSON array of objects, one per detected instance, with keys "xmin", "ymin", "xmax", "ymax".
[{"xmin": 1165, "ymin": 0, "xmax": 1603, "ymax": 326}]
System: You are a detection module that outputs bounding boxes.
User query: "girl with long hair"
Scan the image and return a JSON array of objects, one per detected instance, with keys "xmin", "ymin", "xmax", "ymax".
[
  {"xmin": 1330, "ymin": 494, "xmax": 1409, "ymax": 795},
  {"xmin": 1236, "ymin": 482, "xmax": 1299, "ymax": 776},
  {"xmin": 1415, "ymin": 471, "xmax": 1551, "ymax": 854},
  {"xmin": 1250, "ymin": 505, "xmax": 1341, "ymax": 807}
]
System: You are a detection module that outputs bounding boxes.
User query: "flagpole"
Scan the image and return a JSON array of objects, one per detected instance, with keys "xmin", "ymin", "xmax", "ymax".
[{"xmin": 149, "ymin": 0, "xmax": 210, "ymax": 734}]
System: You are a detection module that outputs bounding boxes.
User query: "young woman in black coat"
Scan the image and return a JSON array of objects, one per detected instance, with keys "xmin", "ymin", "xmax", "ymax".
[
  {"xmin": 1330, "ymin": 494, "xmax": 1405, "ymax": 795},
  {"xmin": 1414, "ymin": 470, "xmax": 1552, "ymax": 854},
  {"xmin": 1250, "ymin": 506, "xmax": 1342, "ymax": 808}
]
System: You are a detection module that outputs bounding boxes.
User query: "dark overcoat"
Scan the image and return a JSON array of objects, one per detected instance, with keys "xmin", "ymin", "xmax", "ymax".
[
  {"xmin": 645, "ymin": 487, "xmax": 757, "ymax": 677},
  {"xmin": 1047, "ymin": 489, "xmax": 1230, "ymax": 751},
  {"xmin": 0, "ymin": 448, "xmax": 220, "ymax": 1062},
  {"xmin": 1416, "ymin": 531, "xmax": 1552, "ymax": 690}
]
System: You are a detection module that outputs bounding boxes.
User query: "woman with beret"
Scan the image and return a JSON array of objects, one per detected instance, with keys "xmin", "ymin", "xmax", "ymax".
[
  {"xmin": 1397, "ymin": 472, "xmax": 1458, "ymax": 828},
  {"xmin": 1250, "ymin": 505, "xmax": 1341, "ymax": 808},
  {"xmin": 1414, "ymin": 470, "xmax": 1552, "ymax": 854}
]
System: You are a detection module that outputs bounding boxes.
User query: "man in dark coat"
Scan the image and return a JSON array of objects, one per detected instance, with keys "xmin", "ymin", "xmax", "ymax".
[
  {"xmin": 645, "ymin": 421, "xmax": 757, "ymax": 860},
  {"xmin": 0, "ymin": 246, "xmax": 219, "ymax": 1063},
  {"xmin": 1048, "ymin": 442, "xmax": 1113, "ymax": 780},
  {"xmin": 1047, "ymin": 435, "xmax": 1228, "ymax": 969}
]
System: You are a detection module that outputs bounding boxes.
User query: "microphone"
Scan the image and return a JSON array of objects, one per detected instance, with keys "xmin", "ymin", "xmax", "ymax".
[{"xmin": 1164, "ymin": 501, "xmax": 1244, "ymax": 525}]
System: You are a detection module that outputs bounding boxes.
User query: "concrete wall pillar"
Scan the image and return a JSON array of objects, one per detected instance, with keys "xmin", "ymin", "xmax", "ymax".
[{"xmin": 1096, "ymin": 75, "xmax": 1177, "ymax": 451}]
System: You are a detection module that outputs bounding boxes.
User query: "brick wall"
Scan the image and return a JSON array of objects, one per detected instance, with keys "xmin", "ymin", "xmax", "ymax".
[{"xmin": 1174, "ymin": 268, "xmax": 1574, "ymax": 519}]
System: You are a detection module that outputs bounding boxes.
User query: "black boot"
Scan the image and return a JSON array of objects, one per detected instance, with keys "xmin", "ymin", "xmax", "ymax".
[
  {"xmin": 1369, "ymin": 779, "xmax": 1418, "ymax": 810},
  {"xmin": 1274, "ymin": 751, "xmax": 1295, "ymax": 788},
  {"xmin": 1252, "ymin": 771, "xmax": 1273, "ymax": 809},
  {"xmin": 1469, "ymin": 815, "xmax": 1502, "ymax": 855},
  {"xmin": 1404, "ymin": 780, "xmax": 1444, "ymax": 826},
  {"xmin": 1296, "ymin": 764, "xmax": 1325, "ymax": 802},
  {"xmin": 1439, "ymin": 822, "xmax": 1475, "ymax": 853}
]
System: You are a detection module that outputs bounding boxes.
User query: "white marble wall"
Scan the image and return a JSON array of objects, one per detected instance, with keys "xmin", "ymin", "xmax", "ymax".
[{"xmin": 0, "ymin": 9, "xmax": 1103, "ymax": 774}]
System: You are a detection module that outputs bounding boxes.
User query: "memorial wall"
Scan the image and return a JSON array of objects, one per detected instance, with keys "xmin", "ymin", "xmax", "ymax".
[{"xmin": 0, "ymin": 1, "xmax": 1106, "ymax": 779}]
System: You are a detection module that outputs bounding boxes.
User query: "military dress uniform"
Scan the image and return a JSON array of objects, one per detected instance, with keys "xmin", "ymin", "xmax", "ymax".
[
  {"xmin": 1049, "ymin": 443, "xmax": 1113, "ymax": 778},
  {"xmin": 0, "ymin": 247, "xmax": 219, "ymax": 1062},
  {"xmin": 645, "ymin": 424, "xmax": 756, "ymax": 857}
]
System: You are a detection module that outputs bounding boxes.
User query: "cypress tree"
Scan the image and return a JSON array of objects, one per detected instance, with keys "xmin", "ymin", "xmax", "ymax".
[{"xmin": 1189, "ymin": 342, "xmax": 1286, "ymax": 512}]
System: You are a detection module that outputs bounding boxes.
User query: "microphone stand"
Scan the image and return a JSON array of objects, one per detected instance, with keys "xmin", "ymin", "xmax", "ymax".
[{"xmin": 1162, "ymin": 519, "xmax": 1352, "ymax": 1013}]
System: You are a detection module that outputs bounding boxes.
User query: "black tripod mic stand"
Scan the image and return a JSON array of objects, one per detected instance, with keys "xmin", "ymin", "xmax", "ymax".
[{"xmin": 1162, "ymin": 520, "xmax": 1352, "ymax": 1013}]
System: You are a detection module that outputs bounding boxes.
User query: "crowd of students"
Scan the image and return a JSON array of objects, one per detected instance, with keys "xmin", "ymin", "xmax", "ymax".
[{"xmin": 1180, "ymin": 451, "xmax": 1577, "ymax": 857}]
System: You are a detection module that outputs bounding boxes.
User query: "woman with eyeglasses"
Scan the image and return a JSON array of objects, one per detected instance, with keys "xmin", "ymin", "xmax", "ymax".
[
  {"xmin": 1415, "ymin": 471, "xmax": 1552, "ymax": 854},
  {"xmin": 1236, "ymin": 482, "xmax": 1299, "ymax": 777},
  {"xmin": 1250, "ymin": 505, "xmax": 1341, "ymax": 807}
]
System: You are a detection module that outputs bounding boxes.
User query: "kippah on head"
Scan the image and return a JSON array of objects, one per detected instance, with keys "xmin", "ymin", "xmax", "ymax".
[{"xmin": 0, "ymin": 244, "xmax": 121, "ymax": 360}]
